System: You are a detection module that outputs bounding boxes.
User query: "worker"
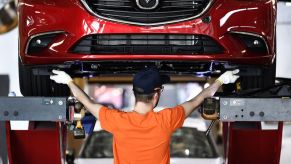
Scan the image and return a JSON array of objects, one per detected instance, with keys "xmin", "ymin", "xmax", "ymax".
[{"xmin": 50, "ymin": 67, "xmax": 239, "ymax": 164}]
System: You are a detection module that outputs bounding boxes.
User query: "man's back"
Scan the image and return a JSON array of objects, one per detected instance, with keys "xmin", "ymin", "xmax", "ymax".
[{"xmin": 99, "ymin": 106, "xmax": 185, "ymax": 164}]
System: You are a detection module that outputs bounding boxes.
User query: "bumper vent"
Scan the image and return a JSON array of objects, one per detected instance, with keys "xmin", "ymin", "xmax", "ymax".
[
  {"xmin": 70, "ymin": 34, "xmax": 224, "ymax": 55},
  {"xmin": 81, "ymin": 0, "xmax": 212, "ymax": 25}
]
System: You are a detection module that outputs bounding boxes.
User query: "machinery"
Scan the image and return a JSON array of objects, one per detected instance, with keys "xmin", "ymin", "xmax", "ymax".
[
  {"xmin": 1, "ymin": 0, "xmax": 291, "ymax": 164},
  {"xmin": 0, "ymin": 96, "xmax": 93, "ymax": 164},
  {"xmin": 0, "ymin": 80, "xmax": 291, "ymax": 164},
  {"xmin": 202, "ymin": 82, "xmax": 291, "ymax": 164}
]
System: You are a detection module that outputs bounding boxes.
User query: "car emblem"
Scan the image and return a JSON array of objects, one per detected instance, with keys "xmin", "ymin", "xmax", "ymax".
[{"xmin": 136, "ymin": 0, "xmax": 159, "ymax": 10}]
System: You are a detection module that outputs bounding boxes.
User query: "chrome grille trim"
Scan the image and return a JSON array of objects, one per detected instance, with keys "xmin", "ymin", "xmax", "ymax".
[{"xmin": 80, "ymin": 0, "xmax": 214, "ymax": 26}]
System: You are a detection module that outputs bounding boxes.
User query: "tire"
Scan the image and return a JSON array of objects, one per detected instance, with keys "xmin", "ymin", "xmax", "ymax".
[
  {"xmin": 221, "ymin": 61, "xmax": 276, "ymax": 94},
  {"xmin": 240, "ymin": 32, "xmax": 277, "ymax": 90},
  {"xmin": 19, "ymin": 59, "xmax": 70, "ymax": 96},
  {"xmin": 240, "ymin": 61, "xmax": 276, "ymax": 90}
]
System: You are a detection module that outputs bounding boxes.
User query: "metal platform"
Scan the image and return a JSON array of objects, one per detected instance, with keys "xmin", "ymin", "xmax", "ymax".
[{"xmin": 0, "ymin": 82, "xmax": 290, "ymax": 164}]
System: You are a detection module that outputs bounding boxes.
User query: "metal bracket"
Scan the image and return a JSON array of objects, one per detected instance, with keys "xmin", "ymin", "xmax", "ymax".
[
  {"xmin": 0, "ymin": 97, "xmax": 68, "ymax": 121},
  {"xmin": 201, "ymin": 83, "xmax": 291, "ymax": 122},
  {"xmin": 220, "ymin": 97, "xmax": 291, "ymax": 122},
  {"xmin": 202, "ymin": 97, "xmax": 291, "ymax": 122}
]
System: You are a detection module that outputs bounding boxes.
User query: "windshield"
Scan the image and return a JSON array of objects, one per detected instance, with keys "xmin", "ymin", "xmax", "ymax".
[
  {"xmin": 80, "ymin": 127, "xmax": 217, "ymax": 158},
  {"xmin": 80, "ymin": 130, "xmax": 114, "ymax": 158},
  {"xmin": 171, "ymin": 127, "xmax": 217, "ymax": 158}
]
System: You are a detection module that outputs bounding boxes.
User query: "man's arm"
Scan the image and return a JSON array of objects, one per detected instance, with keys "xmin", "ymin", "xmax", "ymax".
[
  {"xmin": 181, "ymin": 81, "xmax": 221, "ymax": 117},
  {"xmin": 181, "ymin": 70, "xmax": 239, "ymax": 118},
  {"xmin": 50, "ymin": 70, "xmax": 103, "ymax": 119},
  {"xmin": 67, "ymin": 81, "xmax": 103, "ymax": 119}
]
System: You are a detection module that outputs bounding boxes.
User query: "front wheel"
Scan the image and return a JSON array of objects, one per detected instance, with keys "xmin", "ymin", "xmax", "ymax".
[
  {"xmin": 240, "ymin": 61, "xmax": 276, "ymax": 90},
  {"xmin": 19, "ymin": 59, "xmax": 70, "ymax": 96}
]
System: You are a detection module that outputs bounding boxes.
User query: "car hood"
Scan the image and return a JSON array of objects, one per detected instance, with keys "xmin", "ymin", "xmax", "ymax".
[{"xmin": 76, "ymin": 157, "xmax": 223, "ymax": 164}]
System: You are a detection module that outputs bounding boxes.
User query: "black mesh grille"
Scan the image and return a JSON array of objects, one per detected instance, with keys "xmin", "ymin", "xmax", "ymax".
[
  {"xmin": 70, "ymin": 34, "xmax": 224, "ymax": 55},
  {"xmin": 82, "ymin": 0, "xmax": 212, "ymax": 25}
]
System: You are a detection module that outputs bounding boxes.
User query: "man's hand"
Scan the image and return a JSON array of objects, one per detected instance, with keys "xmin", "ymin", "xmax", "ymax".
[
  {"xmin": 49, "ymin": 70, "xmax": 102, "ymax": 119},
  {"xmin": 50, "ymin": 70, "xmax": 73, "ymax": 85},
  {"xmin": 181, "ymin": 69, "xmax": 240, "ymax": 118},
  {"xmin": 216, "ymin": 69, "xmax": 240, "ymax": 85}
]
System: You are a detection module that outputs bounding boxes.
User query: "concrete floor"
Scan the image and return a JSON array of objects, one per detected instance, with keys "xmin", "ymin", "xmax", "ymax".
[{"xmin": 280, "ymin": 123, "xmax": 291, "ymax": 164}]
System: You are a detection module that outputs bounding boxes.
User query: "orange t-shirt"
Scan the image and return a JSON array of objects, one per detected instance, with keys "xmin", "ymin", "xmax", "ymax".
[{"xmin": 99, "ymin": 105, "xmax": 185, "ymax": 164}]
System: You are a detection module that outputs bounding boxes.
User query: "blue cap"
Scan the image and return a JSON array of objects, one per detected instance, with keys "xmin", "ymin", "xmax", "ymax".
[{"xmin": 133, "ymin": 67, "xmax": 170, "ymax": 94}]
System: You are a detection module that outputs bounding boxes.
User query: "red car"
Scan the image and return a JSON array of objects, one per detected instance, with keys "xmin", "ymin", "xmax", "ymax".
[{"xmin": 18, "ymin": 0, "xmax": 277, "ymax": 96}]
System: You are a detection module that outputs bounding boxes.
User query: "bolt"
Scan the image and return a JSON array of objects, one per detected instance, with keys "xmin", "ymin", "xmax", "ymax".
[
  {"xmin": 13, "ymin": 111, "xmax": 19, "ymax": 116},
  {"xmin": 223, "ymin": 101, "xmax": 228, "ymax": 106},
  {"xmin": 223, "ymin": 115, "xmax": 228, "ymax": 119},
  {"xmin": 59, "ymin": 115, "xmax": 63, "ymax": 120},
  {"xmin": 250, "ymin": 111, "xmax": 255, "ymax": 117},
  {"xmin": 58, "ymin": 100, "xmax": 63, "ymax": 106},
  {"xmin": 3, "ymin": 111, "xmax": 9, "ymax": 116},
  {"xmin": 259, "ymin": 112, "xmax": 265, "ymax": 117}
]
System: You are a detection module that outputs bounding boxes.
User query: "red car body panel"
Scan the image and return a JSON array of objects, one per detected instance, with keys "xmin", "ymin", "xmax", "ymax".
[{"xmin": 18, "ymin": 0, "xmax": 276, "ymax": 66}]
